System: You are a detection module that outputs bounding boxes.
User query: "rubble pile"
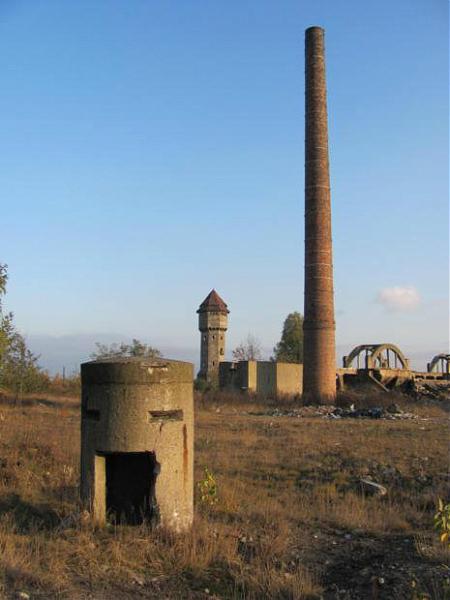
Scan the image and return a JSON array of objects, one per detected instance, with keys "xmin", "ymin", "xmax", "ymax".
[
  {"xmin": 258, "ymin": 403, "xmax": 418, "ymax": 420},
  {"xmin": 327, "ymin": 403, "xmax": 417, "ymax": 420},
  {"xmin": 264, "ymin": 405, "xmax": 332, "ymax": 419},
  {"xmin": 409, "ymin": 380, "xmax": 450, "ymax": 400}
]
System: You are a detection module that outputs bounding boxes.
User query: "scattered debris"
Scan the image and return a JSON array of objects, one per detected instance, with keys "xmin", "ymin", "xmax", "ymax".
[
  {"xmin": 237, "ymin": 534, "xmax": 257, "ymax": 562},
  {"xmin": 254, "ymin": 404, "xmax": 419, "ymax": 420},
  {"xmin": 328, "ymin": 405, "xmax": 418, "ymax": 420},
  {"xmin": 359, "ymin": 478, "xmax": 388, "ymax": 496},
  {"xmin": 130, "ymin": 573, "xmax": 145, "ymax": 586}
]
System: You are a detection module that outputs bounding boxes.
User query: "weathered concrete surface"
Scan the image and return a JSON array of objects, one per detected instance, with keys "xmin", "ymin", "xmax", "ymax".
[
  {"xmin": 275, "ymin": 362, "xmax": 303, "ymax": 396},
  {"xmin": 303, "ymin": 26, "xmax": 336, "ymax": 403},
  {"xmin": 219, "ymin": 360, "xmax": 303, "ymax": 396},
  {"xmin": 197, "ymin": 290, "xmax": 229, "ymax": 384},
  {"xmin": 80, "ymin": 357, "xmax": 193, "ymax": 532},
  {"xmin": 337, "ymin": 367, "xmax": 450, "ymax": 392},
  {"xmin": 219, "ymin": 361, "xmax": 254, "ymax": 392}
]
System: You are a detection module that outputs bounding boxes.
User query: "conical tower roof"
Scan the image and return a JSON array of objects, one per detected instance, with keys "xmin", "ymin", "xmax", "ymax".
[{"xmin": 197, "ymin": 289, "xmax": 229, "ymax": 314}]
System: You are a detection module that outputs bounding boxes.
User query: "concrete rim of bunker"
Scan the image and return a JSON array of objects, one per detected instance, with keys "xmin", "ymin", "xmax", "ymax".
[{"xmin": 81, "ymin": 357, "xmax": 194, "ymax": 385}]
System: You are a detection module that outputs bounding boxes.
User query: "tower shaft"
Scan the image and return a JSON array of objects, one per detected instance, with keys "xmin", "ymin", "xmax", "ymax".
[
  {"xmin": 197, "ymin": 290, "xmax": 229, "ymax": 383},
  {"xmin": 303, "ymin": 27, "xmax": 336, "ymax": 402}
]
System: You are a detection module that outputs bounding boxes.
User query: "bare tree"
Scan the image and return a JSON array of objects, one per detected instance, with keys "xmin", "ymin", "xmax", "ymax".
[{"xmin": 232, "ymin": 334, "xmax": 262, "ymax": 361}]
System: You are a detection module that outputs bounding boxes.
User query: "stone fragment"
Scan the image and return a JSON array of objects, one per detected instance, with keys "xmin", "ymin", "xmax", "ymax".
[{"xmin": 359, "ymin": 478, "xmax": 388, "ymax": 496}]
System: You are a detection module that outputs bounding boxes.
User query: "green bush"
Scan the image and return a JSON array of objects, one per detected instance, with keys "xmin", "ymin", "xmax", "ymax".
[{"xmin": 0, "ymin": 264, "xmax": 50, "ymax": 397}]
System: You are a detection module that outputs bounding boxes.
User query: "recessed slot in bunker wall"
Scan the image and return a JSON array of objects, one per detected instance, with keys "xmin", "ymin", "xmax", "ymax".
[{"xmin": 103, "ymin": 452, "xmax": 158, "ymax": 525}]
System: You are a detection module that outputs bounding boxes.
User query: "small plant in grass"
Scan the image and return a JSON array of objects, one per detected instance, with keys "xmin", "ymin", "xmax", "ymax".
[
  {"xmin": 411, "ymin": 579, "xmax": 431, "ymax": 600},
  {"xmin": 434, "ymin": 498, "xmax": 450, "ymax": 547},
  {"xmin": 197, "ymin": 467, "xmax": 218, "ymax": 506}
]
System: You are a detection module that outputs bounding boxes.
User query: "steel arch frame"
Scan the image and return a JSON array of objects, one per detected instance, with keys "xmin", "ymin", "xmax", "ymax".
[
  {"xmin": 343, "ymin": 343, "xmax": 409, "ymax": 370},
  {"xmin": 427, "ymin": 354, "xmax": 450, "ymax": 373}
]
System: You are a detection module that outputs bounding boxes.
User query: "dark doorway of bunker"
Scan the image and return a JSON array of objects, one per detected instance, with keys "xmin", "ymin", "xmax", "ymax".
[{"xmin": 102, "ymin": 451, "xmax": 159, "ymax": 525}]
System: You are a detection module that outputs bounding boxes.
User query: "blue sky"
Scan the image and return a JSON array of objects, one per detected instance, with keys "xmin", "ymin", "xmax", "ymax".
[{"xmin": 0, "ymin": 0, "xmax": 448, "ymax": 373}]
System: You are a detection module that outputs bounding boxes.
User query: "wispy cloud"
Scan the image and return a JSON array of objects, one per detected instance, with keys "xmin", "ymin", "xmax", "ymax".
[{"xmin": 376, "ymin": 286, "xmax": 421, "ymax": 312}]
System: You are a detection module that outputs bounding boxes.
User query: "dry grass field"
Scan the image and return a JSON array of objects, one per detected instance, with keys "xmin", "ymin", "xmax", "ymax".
[{"xmin": 0, "ymin": 388, "xmax": 448, "ymax": 599}]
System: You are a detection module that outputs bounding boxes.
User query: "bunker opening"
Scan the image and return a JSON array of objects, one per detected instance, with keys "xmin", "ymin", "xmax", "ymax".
[{"xmin": 102, "ymin": 451, "xmax": 158, "ymax": 525}]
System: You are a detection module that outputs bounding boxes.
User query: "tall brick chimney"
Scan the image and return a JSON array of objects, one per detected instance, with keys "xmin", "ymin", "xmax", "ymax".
[{"xmin": 303, "ymin": 26, "xmax": 336, "ymax": 402}]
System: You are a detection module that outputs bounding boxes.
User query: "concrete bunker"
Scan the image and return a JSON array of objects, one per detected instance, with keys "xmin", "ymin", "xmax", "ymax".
[{"xmin": 80, "ymin": 357, "xmax": 193, "ymax": 531}]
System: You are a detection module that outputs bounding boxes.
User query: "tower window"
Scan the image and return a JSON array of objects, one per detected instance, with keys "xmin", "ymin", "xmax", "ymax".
[
  {"xmin": 212, "ymin": 361, "xmax": 215, "ymax": 366},
  {"xmin": 220, "ymin": 348, "xmax": 224, "ymax": 355}
]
